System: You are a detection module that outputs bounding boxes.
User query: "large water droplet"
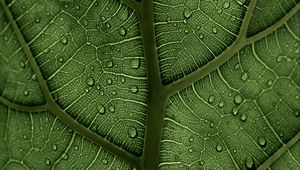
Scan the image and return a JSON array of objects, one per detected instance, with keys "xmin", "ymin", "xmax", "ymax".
[
  {"xmin": 257, "ymin": 137, "xmax": 266, "ymax": 147},
  {"xmin": 245, "ymin": 156, "xmax": 254, "ymax": 169},
  {"xmin": 183, "ymin": 9, "xmax": 192, "ymax": 19},
  {"xmin": 129, "ymin": 85, "xmax": 138, "ymax": 94},
  {"xmin": 86, "ymin": 77, "xmax": 95, "ymax": 86},
  {"xmin": 128, "ymin": 127, "xmax": 137, "ymax": 138},
  {"xmin": 223, "ymin": 2, "xmax": 230, "ymax": 9},
  {"xmin": 234, "ymin": 94, "xmax": 243, "ymax": 105},
  {"xmin": 130, "ymin": 58, "xmax": 140, "ymax": 69},
  {"xmin": 97, "ymin": 105, "xmax": 105, "ymax": 114},
  {"xmin": 240, "ymin": 114, "xmax": 247, "ymax": 122},
  {"xmin": 216, "ymin": 144, "xmax": 223, "ymax": 152},
  {"xmin": 119, "ymin": 26, "xmax": 127, "ymax": 36}
]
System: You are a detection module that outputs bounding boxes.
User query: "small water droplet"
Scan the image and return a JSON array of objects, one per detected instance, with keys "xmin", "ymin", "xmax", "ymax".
[
  {"xmin": 75, "ymin": 5, "xmax": 80, "ymax": 10},
  {"xmin": 61, "ymin": 37, "xmax": 68, "ymax": 45},
  {"xmin": 86, "ymin": 77, "xmax": 95, "ymax": 86},
  {"xmin": 232, "ymin": 106, "xmax": 238, "ymax": 116},
  {"xmin": 121, "ymin": 77, "xmax": 126, "ymax": 83},
  {"xmin": 35, "ymin": 17, "xmax": 40, "ymax": 23},
  {"xmin": 245, "ymin": 156, "xmax": 254, "ymax": 169},
  {"xmin": 223, "ymin": 2, "xmax": 230, "ymax": 9},
  {"xmin": 216, "ymin": 144, "xmax": 223, "ymax": 152},
  {"xmin": 199, "ymin": 33, "xmax": 204, "ymax": 39},
  {"xmin": 184, "ymin": 29, "xmax": 189, "ymax": 34},
  {"xmin": 130, "ymin": 58, "xmax": 140, "ymax": 69},
  {"xmin": 212, "ymin": 27, "xmax": 218, "ymax": 34},
  {"xmin": 83, "ymin": 19, "xmax": 88, "ymax": 26},
  {"xmin": 208, "ymin": 95, "xmax": 215, "ymax": 103},
  {"xmin": 188, "ymin": 148, "xmax": 193, "ymax": 153},
  {"xmin": 267, "ymin": 80, "xmax": 273, "ymax": 86},
  {"xmin": 183, "ymin": 9, "xmax": 192, "ymax": 19},
  {"xmin": 20, "ymin": 61, "xmax": 25, "ymax": 68},
  {"xmin": 189, "ymin": 137, "xmax": 194, "ymax": 142},
  {"xmin": 45, "ymin": 158, "xmax": 50, "ymax": 165},
  {"xmin": 230, "ymin": 16, "xmax": 236, "ymax": 22},
  {"xmin": 241, "ymin": 72, "xmax": 248, "ymax": 81},
  {"xmin": 218, "ymin": 101, "xmax": 224, "ymax": 108},
  {"xmin": 62, "ymin": 153, "xmax": 68, "ymax": 160},
  {"xmin": 106, "ymin": 78, "xmax": 112, "ymax": 85},
  {"xmin": 210, "ymin": 122, "xmax": 214, "ymax": 128},
  {"xmin": 118, "ymin": 26, "xmax": 127, "ymax": 36},
  {"xmin": 295, "ymin": 111, "xmax": 299, "ymax": 117},
  {"xmin": 129, "ymin": 85, "xmax": 138, "ymax": 94},
  {"xmin": 257, "ymin": 137, "xmax": 266, "ymax": 147},
  {"xmin": 97, "ymin": 105, "xmax": 105, "ymax": 114},
  {"xmin": 106, "ymin": 60, "xmax": 114, "ymax": 68},
  {"xmin": 128, "ymin": 127, "xmax": 137, "ymax": 138},
  {"xmin": 24, "ymin": 90, "xmax": 29, "ymax": 96},
  {"xmin": 109, "ymin": 106, "xmax": 115, "ymax": 112},
  {"xmin": 234, "ymin": 94, "xmax": 243, "ymax": 105},
  {"xmin": 240, "ymin": 114, "xmax": 247, "ymax": 122},
  {"xmin": 234, "ymin": 63, "xmax": 240, "ymax": 70},
  {"xmin": 106, "ymin": 22, "xmax": 111, "ymax": 29},
  {"xmin": 52, "ymin": 144, "xmax": 57, "ymax": 151},
  {"xmin": 101, "ymin": 16, "xmax": 106, "ymax": 22},
  {"xmin": 102, "ymin": 158, "xmax": 108, "ymax": 164},
  {"xmin": 217, "ymin": 9, "xmax": 222, "ymax": 14}
]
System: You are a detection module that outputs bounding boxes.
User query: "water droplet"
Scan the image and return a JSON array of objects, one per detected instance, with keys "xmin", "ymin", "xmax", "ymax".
[
  {"xmin": 245, "ymin": 156, "xmax": 254, "ymax": 169},
  {"xmin": 188, "ymin": 148, "xmax": 193, "ymax": 153},
  {"xmin": 35, "ymin": 17, "xmax": 40, "ymax": 23},
  {"xmin": 128, "ymin": 127, "xmax": 137, "ymax": 138},
  {"xmin": 189, "ymin": 137, "xmax": 194, "ymax": 142},
  {"xmin": 52, "ymin": 144, "xmax": 57, "ymax": 151},
  {"xmin": 208, "ymin": 95, "xmax": 215, "ymax": 103},
  {"xmin": 183, "ymin": 9, "xmax": 192, "ymax": 19},
  {"xmin": 101, "ymin": 16, "xmax": 106, "ymax": 22},
  {"xmin": 240, "ymin": 114, "xmax": 247, "ymax": 122},
  {"xmin": 106, "ymin": 60, "xmax": 114, "ymax": 68},
  {"xmin": 75, "ymin": 5, "xmax": 80, "ymax": 10},
  {"xmin": 232, "ymin": 106, "xmax": 238, "ymax": 116},
  {"xmin": 102, "ymin": 158, "xmax": 108, "ymax": 164},
  {"xmin": 61, "ymin": 37, "xmax": 68, "ymax": 45},
  {"xmin": 223, "ymin": 2, "xmax": 230, "ymax": 9},
  {"xmin": 129, "ymin": 85, "xmax": 138, "ymax": 94},
  {"xmin": 45, "ymin": 158, "xmax": 50, "ymax": 165},
  {"xmin": 234, "ymin": 94, "xmax": 243, "ymax": 105},
  {"xmin": 62, "ymin": 153, "xmax": 68, "ymax": 160},
  {"xmin": 267, "ymin": 80, "xmax": 273, "ymax": 86},
  {"xmin": 83, "ymin": 19, "xmax": 88, "ymax": 26},
  {"xmin": 24, "ymin": 90, "xmax": 29, "ymax": 96},
  {"xmin": 57, "ymin": 56, "xmax": 63, "ymax": 63},
  {"xmin": 199, "ymin": 33, "xmax": 204, "ymax": 39},
  {"xmin": 130, "ymin": 58, "xmax": 140, "ymax": 69},
  {"xmin": 20, "ymin": 61, "xmax": 25, "ymax": 68},
  {"xmin": 241, "ymin": 72, "xmax": 248, "ymax": 81},
  {"xmin": 4, "ymin": 36, "xmax": 8, "ymax": 41},
  {"xmin": 230, "ymin": 16, "xmax": 236, "ymax": 22},
  {"xmin": 119, "ymin": 26, "xmax": 127, "ymax": 36},
  {"xmin": 234, "ymin": 63, "xmax": 240, "ymax": 70},
  {"xmin": 257, "ymin": 137, "xmax": 266, "ymax": 147},
  {"xmin": 295, "ymin": 111, "xmax": 299, "ymax": 117},
  {"xmin": 97, "ymin": 105, "xmax": 105, "ymax": 114},
  {"xmin": 184, "ymin": 29, "xmax": 189, "ymax": 34},
  {"xmin": 106, "ymin": 22, "xmax": 111, "ymax": 29},
  {"xmin": 210, "ymin": 122, "xmax": 214, "ymax": 128},
  {"xmin": 86, "ymin": 77, "xmax": 95, "ymax": 86},
  {"xmin": 218, "ymin": 101, "xmax": 224, "ymax": 108},
  {"xmin": 212, "ymin": 27, "xmax": 218, "ymax": 34},
  {"xmin": 109, "ymin": 106, "xmax": 115, "ymax": 113},
  {"xmin": 106, "ymin": 78, "xmax": 112, "ymax": 85},
  {"xmin": 217, "ymin": 9, "xmax": 222, "ymax": 14},
  {"xmin": 216, "ymin": 144, "xmax": 223, "ymax": 152},
  {"xmin": 84, "ymin": 88, "xmax": 89, "ymax": 93},
  {"xmin": 121, "ymin": 77, "xmax": 126, "ymax": 83}
]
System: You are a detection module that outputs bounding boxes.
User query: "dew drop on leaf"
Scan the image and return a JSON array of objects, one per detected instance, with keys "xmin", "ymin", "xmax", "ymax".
[
  {"xmin": 118, "ymin": 26, "xmax": 127, "ymax": 36},
  {"xmin": 121, "ymin": 77, "xmax": 126, "ymax": 83},
  {"xmin": 245, "ymin": 156, "xmax": 254, "ymax": 169},
  {"xmin": 240, "ymin": 114, "xmax": 247, "ymax": 122},
  {"xmin": 294, "ymin": 111, "xmax": 299, "ymax": 117},
  {"xmin": 257, "ymin": 137, "xmax": 266, "ymax": 147},
  {"xmin": 199, "ymin": 33, "xmax": 204, "ymax": 39},
  {"xmin": 189, "ymin": 137, "xmax": 194, "ymax": 142},
  {"xmin": 217, "ymin": 9, "xmax": 222, "ymax": 14},
  {"xmin": 234, "ymin": 94, "xmax": 243, "ymax": 105},
  {"xmin": 61, "ymin": 37, "xmax": 68, "ymax": 45},
  {"xmin": 212, "ymin": 27, "xmax": 218, "ymax": 34},
  {"xmin": 75, "ymin": 5, "xmax": 80, "ymax": 10},
  {"xmin": 130, "ymin": 58, "xmax": 140, "ymax": 69},
  {"xmin": 218, "ymin": 101, "xmax": 224, "ymax": 108},
  {"xmin": 109, "ymin": 106, "xmax": 115, "ymax": 113},
  {"xmin": 234, "ymin": 63, "xmax": 240, "ymax": 70},
  {"xmin": 128, "ymin": 127, "xmax": 137, "ymax": 138},
  {"xmin": 223, "ymin": 2, "xmax": 230, "ymax": 9},
  {"xmin": 57, "ymin": 56, "xmax": 63, "ymax": 63},
  {"xmin": 216, "ymin": 144, "xmax": 223, "ymax": 152},
  {"xmin": 267, "ymin": 80, "xmax": 273, "ymax": 86},
  {"xmin": 52, "ymin": 144, "xmax": 57, "ymax": 151},
  {"xmin": 20, "ymin": 61, "xmax": 25, "ymax": 69},
  {"xmin": 101, "ymin": 16, "xmax": 106, "ymax": 22},
  {"xmin": 97, "ymin": 105, "xmax": 105, "ymax": 114},
  {"xmin": 24, "ymin": 90, "xmax": 29, "ymax": 96},
  {"xmin": 106, "ymin": 22, "xmax": 111, "ymax": 29},
  {"xmin": 183, "ymin": 9, "xmax": 192, "ymax": 19},
  {"xmin": 208, "ymin": 95, "xmax": 215, "ymax": 103},
  {"xmin": 230, "ymin": 16, "xmax": 236, "ymax": 22},
  {"xmin": 86, "ymin": 77, "xmax": 95, "ymax": 86},
  {"xmin": 45, "ymin": 158, "xmax": 50, "ymax": 165},
  {"xmin": 106, "ymin": 78, "xmax": 112, "ymax": 85},
  {"xmin": 232, "ymin": 106, "xmax": 238, "ymax": 116},
  {"xmin": 129, "ymin": 85, "xmax": 139, "ymax": 94},
  {"xmin": 62, "ymin": 153, "xmax": 68, "ymax": 160},
  {"xmin": 35, "ymin": 17, "xmax": 40, "ymax": 23},
  {"xmin": 106, "ymin": 60, "xmax": 114, "ymax": 68},
  {"xmin": 102, "ymin": 158, "xmax": 108, "ymax": 164},
  {"xmin": 188, "ymin": 148, "xmax": 193, "ymax": 153},
  {"xmin": 241, "ymin": 72, "xmax": 248, "ymax": 81}
]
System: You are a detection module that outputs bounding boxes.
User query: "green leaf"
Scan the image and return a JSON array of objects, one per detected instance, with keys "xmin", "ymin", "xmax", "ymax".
[{"xmin": 0, "ymin": 0, "xmax": 299, "ymax": 170}]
